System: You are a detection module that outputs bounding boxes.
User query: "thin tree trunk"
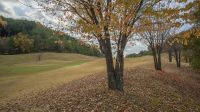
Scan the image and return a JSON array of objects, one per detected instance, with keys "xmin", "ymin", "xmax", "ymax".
[
  {"xmin": 152, "ymin": 47, "xmax": 158, "ymax": 70},
  {"xmin": 177, "ymin": 50, "xmax": 181, "ymax": 67},
  {"xmin": 168, "ymin": 48, "xmax": 172, "ymax": 62},
  {"xmin": 157, "ymin": 52, "xmax": 162, "ymax": 70},
  {"xmin": 174, "ymin": 49, "xmax": 181, "ymax": 68}
]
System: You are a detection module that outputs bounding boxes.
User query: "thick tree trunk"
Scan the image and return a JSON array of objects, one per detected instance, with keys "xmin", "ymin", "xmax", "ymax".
[
  {"xmin": 102, "ymin": 38, "xmax": 124, "ymax": 91},
  {"xmin": 98, "ymin": 24, "xmax": 126, "ymax": 91},
  {"xmin": 104, "ymin": 51, "xmax": 124, "ymax": 91}
]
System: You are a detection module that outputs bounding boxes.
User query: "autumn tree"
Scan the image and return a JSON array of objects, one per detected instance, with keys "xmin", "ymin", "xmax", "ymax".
[
  {"xmin": 172, "ymin": 39, "xmax": 182, "ymax": 67},
  {"xmin": 160, "ymin": 0, "xmax": 198, "ymax": 68},
  {"xmin": 0, "ymin": 17, "xmax": 7, "ymax": 28},
  {"xmin": 137, "ymin": 0, "xmax": 184, "ymax": 70},
  {"xmin": 190, "ymin": 0, "xmax": 200, "ymax": 69},
  {"xmin": 0, "ymin": 17, "xmax": 9, "ymax": 54},
  {"xmin": 139, "ymin": 25, "xmax": 174, "ymax": 70},
  {"xmin": 0, "ymin": 17, "xmax": 7, "ymax": 37},
  {"xmin": 12, "ymin": 33, "xmax": 34, "ymax": 53},
  {"xmin": 33, "ymin": 0, "xmax": 188, "ymax": 90}
]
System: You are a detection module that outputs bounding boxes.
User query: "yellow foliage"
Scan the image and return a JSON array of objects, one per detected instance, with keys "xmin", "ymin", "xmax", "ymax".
[
  {"xmin": 0, "ymin": 17, "xmax": 7, "ymax": 27},
  {"xmin": 13, "ymin": 33, "xmax": 34, "ymax": 53}
]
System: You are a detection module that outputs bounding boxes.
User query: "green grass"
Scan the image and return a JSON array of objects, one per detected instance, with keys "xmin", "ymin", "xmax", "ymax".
[
  {"xmin": 0, "ymin": 52, "xmax": 97, "ymax": 76},
  {"xmin": 0, "ymin": 52, "xmax": 97, "ymax": 65},
  {"xmin": 0, "ymin": 60, "xmax": 86, "ymax": 77}
]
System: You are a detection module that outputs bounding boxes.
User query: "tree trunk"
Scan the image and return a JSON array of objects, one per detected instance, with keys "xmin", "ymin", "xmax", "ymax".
[
  {"xmin": 102, "ymin": 38, "xmax": 124, "ymax": 91},
  {"xmin": 104, "ymin": 39, "xmax": 117, "ymax": 90},
  {"xmin": 98, "ymin": 26, "xmax": 125, "ymax": 91},
  {"xmin": 152, "ymin": 49, "xmax": 158, "ymax": 69},
  {"xmin": 168, "ymin": 48, "xmax": 172, "ymax": 62},
  {"xmin": 185, "ymin": 57, "xmax": 188, "ymax": 63},
  {"xmin": 177, "ymin": 50, "xmax": 181, "ymax": 67},
  {"xmin": 174, "ymin": 49, "xmax": 181, "ymax": 68},
  {"xmin": 156, "ymin": 52, "xmax": 162, "ymax": 70},
  {"xmin": 152, "ymin": 46, "xmax": 162, "ymax": 71},
  {"xmin": 105, "ymin": 54, "xmax": 117, "ymax": 90},
  {"xmin": 115, "ymin": 50, "xmax": 124, "ymax": 91}
]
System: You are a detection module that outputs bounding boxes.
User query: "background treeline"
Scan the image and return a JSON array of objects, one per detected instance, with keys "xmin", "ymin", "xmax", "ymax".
[
  {"xmin": 180, "ymin": 30, "xmax": 200, "ymax": 70},
  {"xmin": 0, "ymin": 16, "xmax": 101, "ymax": 56},
  {"xmin": 166, "ymin": 5, "xmax": 200, "ymax": 70},
  {"xmin": 126, "ymin": 50, "xmax": 152, "ymax": 58},
  {"xmin": 189, "ymin": 36, "xmax": 200, "ymax": 69},
  {"xmin": 126, "ymin": 32, "xmax": 200, "ymax": 70}
]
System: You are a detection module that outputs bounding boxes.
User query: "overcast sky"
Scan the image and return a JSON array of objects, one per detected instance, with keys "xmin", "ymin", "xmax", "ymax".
[{"xmin": 0, "ymin": 0, "xmax": 192, "ymax": 55}]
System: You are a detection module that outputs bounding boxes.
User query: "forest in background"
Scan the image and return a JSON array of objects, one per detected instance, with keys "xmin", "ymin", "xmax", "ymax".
[{"xmin": 0, "ymin": 16, "xmax": 101, "ymax": 56}]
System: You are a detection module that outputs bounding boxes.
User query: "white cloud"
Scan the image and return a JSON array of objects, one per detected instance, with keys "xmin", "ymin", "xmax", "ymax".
[{"xmin": 124, "ymin": 42, "xmax": 147, "ymax": 55}]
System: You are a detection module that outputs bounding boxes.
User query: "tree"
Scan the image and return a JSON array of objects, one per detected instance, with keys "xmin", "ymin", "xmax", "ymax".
[
  {"xmin": 190, "ymin": 0, "xmax": 200, "ymax": 69},
  {"xmin": 173, "ymin": 42, "xmax": 182, "ymax": 67},
  {"xmin": 33, "ymin": 0, "xmax": 188, "ymax": 90},
  {"xmin": 0, "ymin": 17, "xmax": 7, "ymax": 28},
  {"xmin": 168, "ymin": 32, "xmax": 189, "ymax": 68},
  {"xmin": 164, "ymin": 0, "xmax": 200, "ymax": 69},
  {"xmin": 168, "ymin": 46, "xmax": 173, "ymax": 62},
  {"xmin": 12, "ymin": 33, "xmax": 34, "ymax": 53},
  {"xmin": 137, "ymin": 0, "xmax": 184, "ymax": 70},
  {"xmin": 139, "ymin": 26, "xmax": 174, "ymax": 70},
  {"xmin": 0, "ymin": 17, "xmax": 7, "ymax": 37},
  {"xmin": 190, "ymin": 36, "xmax": 200, "ymax": 69}
]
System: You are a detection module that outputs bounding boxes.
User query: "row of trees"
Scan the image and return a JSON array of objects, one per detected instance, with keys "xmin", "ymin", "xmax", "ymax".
[
  {"xmin": 33, "ymin": 0, "xmax": 195, "ymax": 91},
  {"xmin": 166, "ymin": 29, "xmax": 200, "ymax": 69},
  {"xmin": 0, "ymin": 17, "xmax": 101, "ymax": 56},
  {"xmin": 166, "ymin": 0, "xmax": 200, "ymax": 69}
]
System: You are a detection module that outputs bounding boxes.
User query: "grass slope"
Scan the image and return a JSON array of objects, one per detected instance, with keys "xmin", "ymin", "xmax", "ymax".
[
  {"xmin": 0, "ymin": 53, "xmax": 98, "ymax": 99},
  {"xmin": 0, "ymin": 53, "xmax": 200, "ymax": 111}
]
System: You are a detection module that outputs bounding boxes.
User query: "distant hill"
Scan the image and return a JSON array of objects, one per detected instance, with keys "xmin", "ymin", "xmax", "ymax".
[{"xmin": 0, "ymin": 16, "xmax": 101, "ymax": 56}]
